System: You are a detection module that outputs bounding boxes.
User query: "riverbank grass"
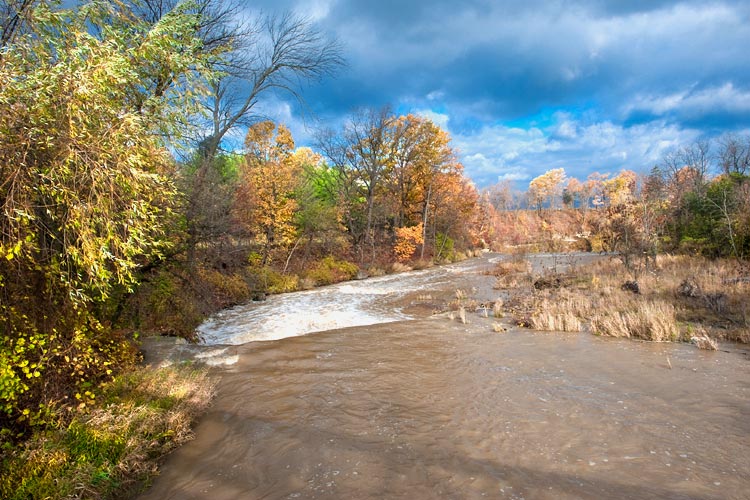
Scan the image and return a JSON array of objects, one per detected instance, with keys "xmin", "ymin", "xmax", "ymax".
[
  {"xmin": 0, "ymin": 364, "xmax": 215, "ymax": 500},
  {"xmin": 499, "ymin": 254, "xmax": 749, "ymax": 344}
]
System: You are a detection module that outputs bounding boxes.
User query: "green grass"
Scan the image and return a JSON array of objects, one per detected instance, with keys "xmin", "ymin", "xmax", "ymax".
[{"xmin": 0, "ymin": 364, "xmax": 215, "ymax": 500}]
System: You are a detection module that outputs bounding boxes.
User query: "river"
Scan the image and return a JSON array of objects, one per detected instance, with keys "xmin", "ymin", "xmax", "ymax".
[{"xmin": 139, "ymin": 254, "xmax": 750, "ymax": 499}]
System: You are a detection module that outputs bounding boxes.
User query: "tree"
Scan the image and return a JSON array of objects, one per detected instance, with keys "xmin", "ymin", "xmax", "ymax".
[
  {"xmin": 603, "ymin": 170, "xmax": 637, "ymax": 206},
  {"xmin": 317, "ymin": 107, "xmax": 395, "ymax": 263},
  {"xmin": 170, "ymin": 1, "xmax": 344, "ymax": 262},
  {"xmin": 290, "ymin": 148, "xmax": 345, "ymax": 263},
  {"xmin": 0, "ymin": 1, "xmax": 205, "ymax": 430},
  {"xmin": 528, "ymin": 168, "xmax": 566, "ymax": 212},
  {"xmin": 718, "ymin": 134, "xmax": 750, "ymax": 176},
  {"xmin": 233, "ymin": 121, "xmax": 300, "ymax": 265},
  {"xmin": 385, "ymin": 114, "xmax": 459, "ymax": 258}
]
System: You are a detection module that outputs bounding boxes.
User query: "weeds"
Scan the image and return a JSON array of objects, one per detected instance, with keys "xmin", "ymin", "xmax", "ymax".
[
  {"xmin": 512, "ymin": 254, "xmax": 749, "ymax": 346},
  {"xmin": 530, "ymin": 298, "xmax": 583, "ymax": 332},
  {"xmin": 0, "ymin": 364, "xmax": 215, "ymax": 500}
]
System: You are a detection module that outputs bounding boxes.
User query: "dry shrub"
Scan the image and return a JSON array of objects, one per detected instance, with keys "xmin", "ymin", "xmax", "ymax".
[
  {"xmin": 592, "ymin": 300, "xmax": 678, "ymax": 341},
  {"xmin": 493, "ymin": 299, "xmax": 504, "ymax": 318},
  {"xmin": 725, "ymin": 328, "xmax": 750, "ymax": 343},
  {"xmin": 367, "ymin": 266, "xmax": 386, "ymax": 277},
  {"xmin": 411, "ymin": 259, "xmax": 434, "ymax": 270},
  {"xmin": 690, "ymin": 325, "xmax": 719, "ymax": 351},
  {"xmin": 390, "ymin": 262, "xmax": 413, "ymax": 273},
  {"xmin": 492, "ymin": 323, "xmax": 507, "ymax": 333},
  {"xmin": 491, "ymin": 259, "xmax": 530, "ymax": 277}
]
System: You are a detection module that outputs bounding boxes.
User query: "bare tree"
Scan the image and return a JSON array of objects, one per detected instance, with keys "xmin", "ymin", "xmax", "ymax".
[
  {"xmin": 718, "ymin": 134, "xmax": 750, "ymax": 176},
  {"xmin": 146, "ymin": 0, "xmax": 345, "ymax": 261},
  {"xmin": 0, "ymin": 0, "xmax": 38, "ymax": 49},
  {"xmin": 317, "ymin": 107, "xmax": 394, "ymax": 263}
]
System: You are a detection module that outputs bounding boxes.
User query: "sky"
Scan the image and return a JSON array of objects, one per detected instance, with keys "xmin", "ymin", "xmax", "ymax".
[{"xmin": 248, "ymin": 0, "xmax": 750, "ymax": 188}]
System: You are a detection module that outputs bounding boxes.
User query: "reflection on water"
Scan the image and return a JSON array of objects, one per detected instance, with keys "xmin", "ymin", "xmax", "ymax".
[{"xmin": 140, "ymin": 254, "xmax": 750, "ymax": 499}]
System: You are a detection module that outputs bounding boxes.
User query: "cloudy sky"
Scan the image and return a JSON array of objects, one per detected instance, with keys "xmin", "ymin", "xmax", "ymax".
[{"xmin": 247, "ymin": 0, "xmax": 750, "ymax": 187}]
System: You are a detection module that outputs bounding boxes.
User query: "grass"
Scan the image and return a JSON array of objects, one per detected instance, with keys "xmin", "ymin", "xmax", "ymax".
[
  {"xmin": 0, "ymin": 364, "xmax": 215, "ymax": 500},
  {"xmin": 502, "ymin": 254, "xmax": 750, "ymax": 346},
  {"xmin": 591, "ymin": 300, "xmax": 678, "ymax": 341},
  {"xmin": 530, "ymin": 298, "xmax": 584, "ymax": 332}
]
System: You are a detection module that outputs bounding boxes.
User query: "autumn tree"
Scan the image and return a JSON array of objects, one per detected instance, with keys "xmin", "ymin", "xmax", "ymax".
[
  {"xmin": 385, "ymin": 114, "xmax": 460, "ymax": 258},
  {"xmin": 317, "ymin": 107, "xmax": 396, "ymax": 263},
  {"xmin": 0, "ymin": 1, "xmax": 205, "ymax": 432},
  {"xmin": 177, "ymin": 2, "xmax": 343, "ymax": 263},
  {"xmin": 234, "ymin": 121, "xmax": 300, "ymax": 265},
  {"xmin": 528, "ymin": 168, "xmax": 566, "ymax": 212},
  {"xmin": 318, "ymin": 109, "xmax": 472, "ymax": 263}
]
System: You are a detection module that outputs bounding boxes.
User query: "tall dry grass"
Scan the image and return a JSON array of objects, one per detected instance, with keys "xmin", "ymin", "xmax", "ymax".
[
  {"xmin": 591, "ymin": 300, "xmax": 678, "ymax": 341},
  {"xmin": 518, "ymin": 253, "xmax": 749, "ymax": 344},
  {"xmin": 529, "ymin": 293, "xmax": 585, "ymax": 332}
]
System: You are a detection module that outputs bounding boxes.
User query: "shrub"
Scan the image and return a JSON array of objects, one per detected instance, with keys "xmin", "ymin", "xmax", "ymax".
[
  {"xmin": 390, "ymin": 262, "xmax": 413, "ymax": 273},
  {"xmin": 246, "ymin": 266, "xmax": 299, "ymax": 294},
  {"xmin": 305, "ymin": 256, "xmax": 358, "ymax": 286},
  {"xmin": 393, "ymin": 224, "xmax": 423, "ymax": 263},
  {"xmin": 435, "ymin": 233, "xmax": 455, "ymax": 262}
]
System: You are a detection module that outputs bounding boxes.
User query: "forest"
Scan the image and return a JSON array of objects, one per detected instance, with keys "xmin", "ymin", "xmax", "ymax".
[{"xmin": 0, "ymin": 0, "xmax": 748, "ymax": 498}]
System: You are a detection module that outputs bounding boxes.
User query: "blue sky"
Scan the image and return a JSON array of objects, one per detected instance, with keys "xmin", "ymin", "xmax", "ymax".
[{"xmin": 248, "ymin": 0, "xmax": 750, "ymax": 187}]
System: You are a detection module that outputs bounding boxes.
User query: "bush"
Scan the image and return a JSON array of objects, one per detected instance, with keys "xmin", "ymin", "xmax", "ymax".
[
  {"xmin": 305, "ymin": 256, "xmax": 358, "ymax": 286},
  {"xmin": 247, "ymin": 266, "xmax": 299, "ymax": 294},
  {"xmin": 435, "ymin": 233, "xmax": 456, "ymax": 262}
]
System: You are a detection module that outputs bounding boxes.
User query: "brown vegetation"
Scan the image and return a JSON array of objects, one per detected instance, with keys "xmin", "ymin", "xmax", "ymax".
[{"xmin": 496, "ymin": 254, "xmax": 749, "ymax": 345}]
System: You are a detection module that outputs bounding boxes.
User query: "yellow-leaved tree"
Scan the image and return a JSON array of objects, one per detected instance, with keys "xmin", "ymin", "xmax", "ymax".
[
  {"xmin": 234, "ymin": 121, "xmax": 301, "ymax": 265},
  {"xmin": 528, "ymin": 168, "xmax": 566, "ymax": 212}
]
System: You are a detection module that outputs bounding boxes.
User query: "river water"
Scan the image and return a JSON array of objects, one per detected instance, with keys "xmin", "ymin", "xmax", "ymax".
[{"xmin": 139, "ymin": 254, "xmax": 750, "ymax": 500}]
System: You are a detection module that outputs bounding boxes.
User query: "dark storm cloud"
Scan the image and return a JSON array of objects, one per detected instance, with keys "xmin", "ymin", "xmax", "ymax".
[{"xmin": 243, "ymin": 0, "xmax": 750, "ymax": 185}]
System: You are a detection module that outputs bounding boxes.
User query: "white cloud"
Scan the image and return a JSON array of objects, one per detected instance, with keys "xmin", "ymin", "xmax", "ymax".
[
  {"xmin": 426, "ymin": 90, "xmax": 446, "ymax": 101},
  {"xmin": 294, "ymin": 0, "xmax": 336, "ymax": 21},
  {"xmin": 625, "ymin": 83, "xmax": 750, "ymax": 117},
  {"xmin": 451, "ymin": 114, "xmax": 700, "ymax": 187},
  {"xmin": 414, "ymin": 109, "xmax": 450, "ymax": 129}
]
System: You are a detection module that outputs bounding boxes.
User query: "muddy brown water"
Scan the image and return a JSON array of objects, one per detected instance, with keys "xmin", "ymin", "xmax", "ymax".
[{"xmin": 139, "ymin": 255, "xmax": 750, "ymax": 500}]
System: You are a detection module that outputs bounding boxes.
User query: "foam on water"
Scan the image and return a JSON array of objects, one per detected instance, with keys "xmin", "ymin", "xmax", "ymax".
[{"xmin": 196, "ymin": 268, "xmax": 444, "ymax": 345}]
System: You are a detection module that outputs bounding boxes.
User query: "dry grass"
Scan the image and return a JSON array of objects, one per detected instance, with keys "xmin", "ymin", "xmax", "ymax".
[
  {"xmin": 511, "ymin": 254, "xmax": 749, "ymax": 345},
  {"xmin": 493, "ymin": 299, "xmax": 504, "ymax": 318},
  {"xmin": 591, "ymin": 300, "xmax": 678, "ymax": 341},
  {"xmin": 491, "ymin": 257, "xmax": 533, "ymax": 289},
  {"xmin": 390, "ymin": 262, "xmax": 413, "ymax": 273},
  {"xmin": 691, "ymin": 335, "xmax": 719, "ymax": 351},
  {"xmin": 530, "ymin": 309, "xmax": 582, "ymax": 332},
  {"xmin": 458, "ymin": 306, "xmax": 467, "ymax": 324},
  {"xmin": 529, "ymin": 298, "xmax": 583, "ymax": 332}
]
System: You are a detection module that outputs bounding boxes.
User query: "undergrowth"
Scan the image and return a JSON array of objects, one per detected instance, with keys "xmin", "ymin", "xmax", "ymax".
[
  {"xmin": 0, "ymin": 364, "xmax": 215, "ymax": 500},
  {"xmin": 500, "ymin": 254, "xmax": 750, "ymax": 345}
]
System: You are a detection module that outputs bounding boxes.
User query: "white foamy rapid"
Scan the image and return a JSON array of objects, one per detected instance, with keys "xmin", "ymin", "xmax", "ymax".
[{"xmin": 197, "ymin": 267, "xmax": 450, "ymax": 345}]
